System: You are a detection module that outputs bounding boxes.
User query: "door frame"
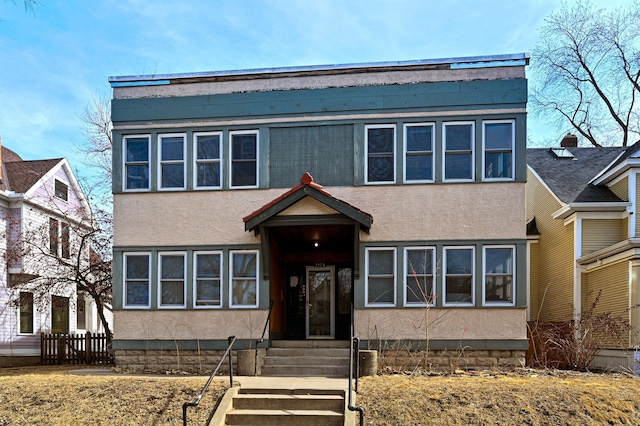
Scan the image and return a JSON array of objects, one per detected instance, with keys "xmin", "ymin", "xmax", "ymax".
[{"xmin": 305, "ymin": 265, "xmax": 335, "ymax": 339}]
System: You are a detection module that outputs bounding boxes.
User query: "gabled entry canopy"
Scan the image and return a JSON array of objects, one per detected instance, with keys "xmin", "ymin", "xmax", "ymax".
[{"xmin": 243, "ymin": 172, "xmax": 373, "ymax": 234}]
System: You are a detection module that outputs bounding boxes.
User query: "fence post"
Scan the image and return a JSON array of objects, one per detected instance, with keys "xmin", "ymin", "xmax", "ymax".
[
  {"xmin": 86, "ymin": 332, "xmax": 91, "ymax": 364},
  {"xmin": 57, "ymin": 334, "xmax": 65, "ymax": 365},
  {"xmin": 40, "ymin": 332, "xmax": 45, "ymax": 364}
]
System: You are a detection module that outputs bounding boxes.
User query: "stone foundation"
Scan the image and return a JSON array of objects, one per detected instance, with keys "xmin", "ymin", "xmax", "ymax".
[
  {"xmin": 378, "ymin": 349, "xmax": 526, "ymax": 372},
  {"xmin": 114, "ymin": 349, "xmax": 232, "ymax": 374}
]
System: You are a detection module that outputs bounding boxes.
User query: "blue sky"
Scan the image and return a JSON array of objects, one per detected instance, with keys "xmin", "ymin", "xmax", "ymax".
[{"xmin": 0, "ymin": 0, "xmax": 629, "ymax": 181}]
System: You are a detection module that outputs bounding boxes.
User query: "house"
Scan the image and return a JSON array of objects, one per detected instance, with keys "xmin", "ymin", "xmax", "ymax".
[
  {"xmin": 109, "ymin": 53, "xmax": 530, "ymax": 373},
  {"xmin": 527, "ymin": 135, "xmax": 640, "ymax": 370},
  {"xmin": 0, "ymin": 139, "xmax": 111, "ymax": 366}
]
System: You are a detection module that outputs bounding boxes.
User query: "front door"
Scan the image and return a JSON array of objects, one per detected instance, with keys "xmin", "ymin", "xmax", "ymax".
[{"xmin": 306, "ymin": 266, "xmax": 335, "ymax": 339}]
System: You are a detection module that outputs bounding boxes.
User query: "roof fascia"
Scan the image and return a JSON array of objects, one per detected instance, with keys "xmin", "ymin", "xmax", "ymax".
[
  {"xmin": 591, "ymin": 157, "xmax": 640, "ymax": 186},
  {"xmin": 553, "ymin": 202, "xmax": 631, "ymax": 220}
]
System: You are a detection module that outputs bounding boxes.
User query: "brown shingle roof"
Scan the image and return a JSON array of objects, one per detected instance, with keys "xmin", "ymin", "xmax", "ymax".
[{"xmin": 4, "ymin": 158, "xmax": 62, "ymax": 194}]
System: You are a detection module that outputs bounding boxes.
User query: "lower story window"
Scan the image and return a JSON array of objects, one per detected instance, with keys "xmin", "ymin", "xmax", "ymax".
[
  {"xmin": 159, "ymin": 252, "xmax": 186, "ymax": 308},
  {"xmin": 19, "ymin": 292, "xmax": 34, "ymax": 334},
  {"xmin": 444, "ymin": 247, "xmax": 475, "ymax": 305},
  {"xmin": 404, "ymin": 247, "xmax": 435, "ymax": 306},
  {"xmin": 51, "ymin": 295, "xmax": 69, "ymax": 334},
  {"xmin": 366, "ymin": 248, "xmax": 396, "ymax": 306},
  {"xmin": 230, "ymin": 250, "xmax": 258, "ymax": 307},
  {"xmin": 195, "ymin": 251, "xmax": 222, "ymax": 307},
  {"xmin": 124, "ymin": 253, "xmax": 150, "ymax": 308},
  {"xmin": 483, "ymin": 246, "xmax": 515, "ymax": 305}
]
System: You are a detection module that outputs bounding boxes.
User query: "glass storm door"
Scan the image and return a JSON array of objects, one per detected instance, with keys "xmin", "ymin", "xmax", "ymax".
[{"xmin": 306, "ymin": 266, "xmax": 335, "ymax": 339}]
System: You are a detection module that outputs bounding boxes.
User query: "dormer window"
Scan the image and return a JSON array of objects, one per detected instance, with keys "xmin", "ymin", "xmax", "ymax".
[{"xmin": 54, "ymin": 179, "xmax": 68, "ymax": 201}]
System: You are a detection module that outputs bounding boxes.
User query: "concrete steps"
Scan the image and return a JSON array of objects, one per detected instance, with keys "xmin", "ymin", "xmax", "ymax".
[
  {"xmin": 224, "ymin": 388, "xmax": 347, "ymax": 426},
  {"xmin": 261, "ymin": 340, "xmax": 350, "ymax": 377}
]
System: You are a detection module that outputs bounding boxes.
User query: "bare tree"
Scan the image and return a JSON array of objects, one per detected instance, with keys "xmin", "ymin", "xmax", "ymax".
[
  {"xmin": 6, "ymin": 191, "xmax": 113, "ymax": 344},
  {"xmin": 530, "ymin": 1, "xmax": 640, "ymax": 147}
]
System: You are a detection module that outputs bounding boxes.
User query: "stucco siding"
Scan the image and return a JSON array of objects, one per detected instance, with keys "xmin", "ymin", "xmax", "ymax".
[
  {"xmin": 355, "ymin": 308, "xmax": 526, "ymax": 341},
  {"xmin": 581, "ymin": 219, "xmax": 624, "ymax": 256},
  {"xmin": 114, "ymin": 183, "xmax": 524, "ymax": 247},
  {"xmin": 526, "ymin": 169, "xmax": 575, "ymax": 321}
]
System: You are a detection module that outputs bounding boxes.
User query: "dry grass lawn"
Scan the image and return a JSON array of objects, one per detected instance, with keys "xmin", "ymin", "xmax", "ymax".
[{"xmin": 1, "ymin": 366, "xmax": 640, "ymax": 425}]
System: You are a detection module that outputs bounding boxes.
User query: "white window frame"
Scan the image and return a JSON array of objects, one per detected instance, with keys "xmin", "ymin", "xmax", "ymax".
[
  {"xmin": 482, "ymin": 245, "xmax": 516, "ymax": 306},
  {"xmin": 482, "ymin": 120, "xmax": 515, "ymax": 181},
  {"xmin": 194, "ymin": 131, "xmax": 223, "ymax": 190},
  {"xmin": 158, "ymin": 133, "xmax": 187, "ymax": 191},
  {"xmin": 403, "ymin": 123, "xmax": 435, "ymax": 183},
  {"xmin": 442, "ymin": 121, "xmax": 475, "ymax": 182},
  {"xmin": 365, "ymin": 247, "xmax": 397, "ymax": 307},
  {"xmin": 403, "ymin": 246, "xmax": 436, "ymax": 307},
  {"xmin": 123, "ymin": 252, "xmax": 151, "ymax": 309},
  {"xmin": 229, "ymin": 130, "xmax": 259, "ymax": 189},
  {"xmin": 54, "ymin": 179, "xmax": 69, "ymax": 202},
  {"xmin": 365, "ymin": 124, "xmax": 396, "ymax": 185},
  {"xmin": 158, "ymin": 251, "xmax": 187, "ymax": 308},
  {"xmin": 123, "ymin": 135, "xmax": 151, "ymax": 192},
  {"xmin": 18, "ymin": 291, "xmax": 35, "ymax": 335},
  {"xmin": 193, "ymin": 250, "xmax": 223, "ymax": 309},
  {"xmin": 229, "ymin": 249, "xmax": 260, "ymax": 308},
  {"xmin": 443, "ymin": 246, "xmax": 475, "ymax": 307}
]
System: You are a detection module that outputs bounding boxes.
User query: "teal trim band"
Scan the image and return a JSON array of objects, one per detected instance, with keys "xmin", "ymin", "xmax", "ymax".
[
  {"xmin": 112, "ymin": 339, "xmax": 258, "ymax": 351},
  {"xmin": 111, "ymin": 80, "xmax": 170, "ymax": 87},
  {"xmin": 358, "ymin": 339, "xmax": 529, "ymax": 351}
]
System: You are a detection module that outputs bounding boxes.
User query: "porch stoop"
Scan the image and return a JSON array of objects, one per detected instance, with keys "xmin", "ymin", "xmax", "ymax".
[
  {"xmin": 261, "ymin": 340, "xmax": 350, "ymax": 377},
  {"xmin": 224, "ymin": 388, "xmax": 349, "ymax": 426}
]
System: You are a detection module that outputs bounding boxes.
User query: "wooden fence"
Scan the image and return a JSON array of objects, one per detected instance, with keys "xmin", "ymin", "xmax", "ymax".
[{"xmin": 41, "ymin": 332, "xmax": 113, "ymax": 365}]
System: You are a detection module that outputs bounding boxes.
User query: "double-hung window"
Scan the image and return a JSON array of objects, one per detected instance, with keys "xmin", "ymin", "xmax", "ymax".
[
  {"xmin": 49, "ymin": 219, "xmax": 70, "ymax": 258},
  {"xmin": 404, "ymin": 124, "xmax": 434, "ymax": 182},
  {"xmin": 159, "ymin": 134, "xmax": 186, "ymax": 189},
  {"xmin": 51, "ymin": 295, "xmax": 69, "ymax": 334},
  {"xmin": 483, "ymin": 245, "xmax": 515, "ymax": 305},
  {"xmin": 230, "ymin": 131, "xmax": 258, "ymax": 188},
  {"xmin": 124, "ymin": 135, "xmax": 150, "ymax": 190},
  {"xmin": 124, "ymin": 253, "xmax": 151, "ymax": 308},
  {"xmin": 194, "ymin": 132, "xmax": 222, "ymax": 189},
  {"xmin": 483, "ymin": 120, "xmax": 515, "ymax": 180},
  {"xmin": 230, "ymin": 250, "xmax": 259, "ymax": 307},
  {"xmin": 159, "ymin": 252, "xmax": 186, "ymax": 308},
  {"xmin": 365, "ymin": 125, "xmax": 395, "ymax": 184},
  {"xmin": 49, "ymin": 218, "xmax": 59, "ymax": 256},
  {"xmin": 365, "ymin": 247, "xmax": 396, "ymax": 306},
  {"xmin": 194, "ymin": 251, "xmax": 222, "ymax": 308},
  {"xmin": 443, "ymin": 122, "xmax": 474, "ymax": 181},
  {"xmin": 19, "ymin": 292, "xmax": 34, "ymax": 334},
  {"xmin": 404, "ymin": 247, "xmax": 435, "ymax": 306},
  {"xmin": 444, "ymin": 247, "xmax": 475, "ymax": 306}
]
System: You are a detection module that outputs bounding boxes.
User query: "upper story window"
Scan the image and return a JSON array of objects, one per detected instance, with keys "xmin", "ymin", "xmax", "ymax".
[
  {"xmin": 124, "ymin": 253, "xmax": 151, "ymax": 308},
  {"xmin": 404, "ymin": 123, "xmax": 434, "ymax": 183},
  {"xmin": 230, "ymin": 130, "xmax": 258, "ymax": 188},
  {"xmin": 230, "ymin": 250, "xmax": 259, "ymax": 307},
  {"xmin": 159, "ymin": 134, "xmax": 186, "ymax": 190},
  {"xmin": 49, "ymin": 218, "xmax": 59, "ymax": 256},
  {"xmin": 483, "ymin": 120, "xmax": 515, "ymax": 180},
  {"xmin": 124, "ymin": 135, "xmax": 150, "ymax": 191},
  {"xmin": 483, "ymin": 245, "xmax": 515, "ymax": 305},
  {"xmin": 443, "ymin": 246, "xmax": 475, "ymax": 306},
  {"xmin": 194, "ymin": 132, "xmax": 222, "ymax": 189},
  {"xmin": 49, "ymin": 218, "xmax": 70, "ymax": 259},
  {"xmin": 365, "ymin": 125, "xmax": 395, "ymax": 184},
  {"xmin": 194, "ymin": 251, "xmax": 222, "ymax": 307},
  {"xmin": 404, "ymin": 247, "xmax": 435, "ymax": 306},
  {"xmin": 365, "ymin": 247, "xmax": 396, "ymax": 306},
  {"xmin": 158, "ymin": 252, "xmax": 186, "ymax": 308},
  {"xmin": 443, "ymin": 122, "xmax": 474, "ymax": 182},
  {"xmin": 54, "ymin": 179, "xmax": 68, "ymax": 201}
]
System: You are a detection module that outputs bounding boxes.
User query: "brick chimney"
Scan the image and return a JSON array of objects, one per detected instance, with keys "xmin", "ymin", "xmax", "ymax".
[{"xmin": 560, "ymin": 133, "xmax": 578, "ymax": 148}]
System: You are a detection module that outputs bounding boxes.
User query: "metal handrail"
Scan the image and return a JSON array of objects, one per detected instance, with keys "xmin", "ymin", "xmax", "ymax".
[
  {"xmin": 347, "ymin": 299, "xmax": 365, "ymax": 424},
  {"xmin": 183, "ymin": 335, "xmax": 237, "ymax": 426},
  {"xmin": 254, "ymin": 299, "xmax": 274, "ymax": 376}
]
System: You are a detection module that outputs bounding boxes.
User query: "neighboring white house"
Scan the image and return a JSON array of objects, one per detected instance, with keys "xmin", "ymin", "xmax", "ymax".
[{"xmin": 0, "ymin": 139, "xmax": 113, "ymax": 366}]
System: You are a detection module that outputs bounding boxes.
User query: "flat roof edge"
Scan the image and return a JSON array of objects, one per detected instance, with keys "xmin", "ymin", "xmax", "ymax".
[{"xmin": 108, "ymin": 53, "xmax": 530, "ymax": 84}]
